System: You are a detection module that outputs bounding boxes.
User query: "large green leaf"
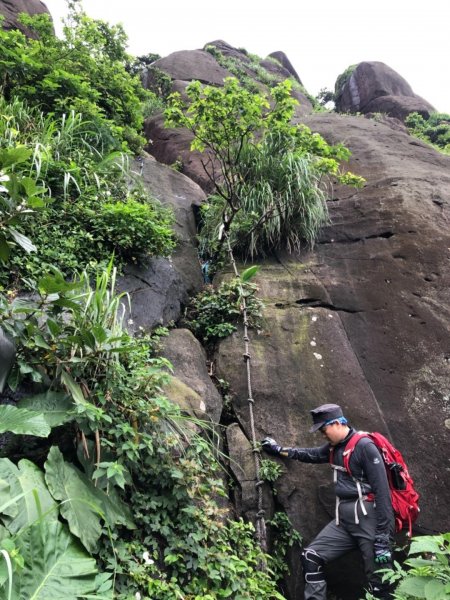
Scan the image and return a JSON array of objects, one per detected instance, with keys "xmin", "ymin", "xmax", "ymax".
[
  {"xmin": 45, "ymin": 447, "xmax": 134, "ymax": 553},
  {"xmin": 0, "ymin": 459, "xmax": 57, "ymax": 533},
  {"xmin": 398, "ymin": 576, "xmax": 428, "ymax": 598},
  {"xmin": 424, "ymin": 579, "xmax": 447, "ymax": 600},
  {"xmin": 8, "ymin": 228, "xmax": 37, "ymax": 253},
  {"xmin": 241, "ymin": 265, "xmax": 260, "ymax": 282},
  {"xmin": 18, "ymin": 391, "xmax": 75, "ymax": 428},
  {"xmin": 409, "ymin": 536, "xmax": 446, "ymax": 555},
  {"xmin": 14, "ymin": 520, "xmax": 97, "ymax": 600},
  {"xmin": 0, "ymin": 405, "xmax": 50, "ymax": 437},
  {"xmin": 61, "ymin": 370, "xmax": 88, "ymax": 406}
]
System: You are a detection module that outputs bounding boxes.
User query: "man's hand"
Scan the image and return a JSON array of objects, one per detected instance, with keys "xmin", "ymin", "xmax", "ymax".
[
  {"xmin": 261, "ymin": 437, "xmax": 283, "ymax": 456},
  {"xmin": 374, "ymin": 534, "xmax": 392, "ymax": 565}
]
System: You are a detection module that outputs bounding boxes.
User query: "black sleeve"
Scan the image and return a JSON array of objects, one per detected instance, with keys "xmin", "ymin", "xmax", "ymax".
[
  {"xmin": 282, "ymin": 443, "xmax": 330, "ymax": 463},
  {"xmin": 359, "ymin": 440, "xmax": 394, "ymax": 536}
]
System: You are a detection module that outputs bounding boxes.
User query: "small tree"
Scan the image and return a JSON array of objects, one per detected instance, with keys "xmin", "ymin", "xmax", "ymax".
[{"xmin": 165, "ymin": 78, "xmax": 363, "ymax": 259}]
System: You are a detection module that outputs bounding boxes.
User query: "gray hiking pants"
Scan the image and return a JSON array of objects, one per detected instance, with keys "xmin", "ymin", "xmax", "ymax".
[{"xmin": 302, "ymin": 499, "xmax": 392, "ymax": 600}]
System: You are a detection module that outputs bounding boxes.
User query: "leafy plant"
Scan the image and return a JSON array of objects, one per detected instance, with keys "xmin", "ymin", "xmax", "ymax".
[
  {"xmin": 184, "ymin": 278, "xmax": 264, "ymax": 345},
  {"xmin": 316, "ymin": 87, "xmax": 335, "ymax": 107},
  {"xmin": 165, "ymin": 77, "xmax": 364, "ymax": 262},
  {"xmin": 268, "ymin": 512, "xmax": 302, "ymax": 583},
  {"xmin": 260, "ymin": 459, "xmax": 283, "ymax": 484},
  {"xmin": 0, "ymin": 97, "xmax": 175, "ymax": 289},
  {"xmin": 373, "ymin": 534, "xmax": 450, "ymax": 599},
  {"xmin": 1, "ymin": 7, "xmax": 149, "ymax": 152},
  {"xmin": 0, "ymin": 145, "xmax": 47, "ymax": 263},
  {"xmin": 405, "ymin": 112, "xmax": 450, "ymax": 154}
]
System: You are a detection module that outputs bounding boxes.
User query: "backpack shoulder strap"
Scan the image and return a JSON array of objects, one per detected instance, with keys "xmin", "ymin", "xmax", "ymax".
[{"xmin": 341, "ymin": 431, "xmax": 369, "ymax": 476}]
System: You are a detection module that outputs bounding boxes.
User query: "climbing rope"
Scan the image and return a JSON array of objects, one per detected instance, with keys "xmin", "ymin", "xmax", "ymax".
[{"xmin": 223, "ymin": 231, "xmax": 268, "ymax": 554}]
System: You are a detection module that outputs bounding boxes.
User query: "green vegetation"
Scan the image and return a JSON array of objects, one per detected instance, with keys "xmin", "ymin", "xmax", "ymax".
[
  {"xmin": 0, "ymin": 264, "xmax": 286, "ymax": 599},
  {"xmin": 0, "ymin": 9, "xmax": 303, "ymax": 597},
  {"xmin": 166, "ymin": 77, "xmax": 364, "ymax": 261},
  {"xmin": 0, "ymin": 7, "xmax": 148, "ymax": 152},
  {"xmin": 184, "ymin": 277, "xmax": 264, "ymax": 345},
  {"xmin": 405, "ymin": 112, "xmax": 450, "ymax": 154},
  {"xmin": 204, "ymin": 44, "xmax": 276, "ymax": 92},
  {"xmin": 0, "ymin": 97, "xmax": 174, "ymax": 289},
  {"xmin": 316, "ymin": 87, "xmax": 335, "ymax": 107},
  {"xmin": 366, "ymin": 534, "xmax": 450, "ymax": 599},
  {"xmin": 260, "ymin": 459, "xmax": 284, "ymax": 484},
  {"xmin": 268, "ymin": 513, "xmax": 302, "ymax": 581},
  {"xmin": 334, "ymin": 64, "xmax": 357, "ymax": 102}
]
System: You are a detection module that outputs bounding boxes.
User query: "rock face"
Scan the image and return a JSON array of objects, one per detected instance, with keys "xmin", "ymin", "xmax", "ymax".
[
  {"xmin": 144, "ymin": 41, "xmax": 312, "ymax": 190},
  {"xmin": 138, "ymin": 47, "xmax": 450, "ymax": 597},
  {"xmin": 117, "ymin": 155, "xmax": 204, "ymax": 332},
  {"xmin": 0, "ymin": 0, "xmax": 53, "ymax": 37},
  {"xmin": 160, "ymin": 328, "xmax": 223, "ymax": 423},
  {"xmin": 151, "ymin": 49, "xmax": 233, "ymax": 86},
  {"xmin": 335, "ymin": 61, "xmax": 435, "ymax": 120},
  {"xmin": 268, "ymin": 51, "xmax": 303, "ymax": 85},
  {"xmin": 215, "ymin": 113, "xmax": 450, "ymax": 598}
]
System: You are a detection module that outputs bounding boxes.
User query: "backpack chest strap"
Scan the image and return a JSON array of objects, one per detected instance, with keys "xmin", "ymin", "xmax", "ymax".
[{"xmin": 330, "ymin": 463, "xmax": 370, "ymax": 525}]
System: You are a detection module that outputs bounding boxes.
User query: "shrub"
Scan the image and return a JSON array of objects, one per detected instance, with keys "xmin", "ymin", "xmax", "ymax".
[
  {"xmin": 92, "ymin": 195, "xmax": 175, "ymax": 259},
  {"xmin": 166, "ymin": 78, "xmax": 364, "ymax": 263},
  {"xmin": 185, "ymin": 278, "xmax": 264, "ymax": 345},
  {"xmin": 405, "ymin": 111, "xmax": 450, "ymax": 154},
  {"xmin": 0, "ymin": 99, "xmax": 174, "ymax": 289},
  {"xmin": 366, "ymin": 533, "xmax": 450, "ymax": 599},
  {"xmin": 0, "ymin": 8, "xmax": 149, "ymax": 152}
]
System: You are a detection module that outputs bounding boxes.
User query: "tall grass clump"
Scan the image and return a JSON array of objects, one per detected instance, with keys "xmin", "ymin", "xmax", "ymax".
[{"xmin": 200, "ymin": 131, "xmax": 328, "ymax": 259}]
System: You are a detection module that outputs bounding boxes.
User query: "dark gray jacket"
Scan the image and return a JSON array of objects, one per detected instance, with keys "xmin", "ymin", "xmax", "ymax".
[{"xmin": 284, "ymin": 428, "xmax": 393, "ymax": 536}]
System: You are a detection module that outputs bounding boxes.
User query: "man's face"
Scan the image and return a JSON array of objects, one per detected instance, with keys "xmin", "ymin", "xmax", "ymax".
[{"xmin": 319, "ymin": 421, "xmax": 346, "ymax": 445}]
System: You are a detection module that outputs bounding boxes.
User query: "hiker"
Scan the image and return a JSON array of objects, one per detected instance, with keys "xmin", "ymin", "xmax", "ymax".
[{"xmin": 261, "ymin": 403, "xmax": 394, "ymax": 600}]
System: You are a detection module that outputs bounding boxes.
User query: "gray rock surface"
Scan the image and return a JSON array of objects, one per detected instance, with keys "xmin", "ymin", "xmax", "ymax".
[
  {"xmin": 152, "ymin": 49, "xmax": 232, "ymax": 85},
  {"xmin": 335, "ymin": 61, "xmax": 435, "ymax": 120},
  {"xmin": 160, "ymin": 328, "xmax": 222, "ymax": 423},
  {"xmin": 117, "ymin": 155, "xmax": 204, "ymax": 332},
  {"xmin": 214, "ymin": 113, "xmax": 450, "ymax": 598}
]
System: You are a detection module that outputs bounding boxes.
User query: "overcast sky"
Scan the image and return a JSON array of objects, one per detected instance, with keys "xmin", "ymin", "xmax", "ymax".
[{"xmin": 44, "ymin": 0, "xmax": 449, "ymax": 114}]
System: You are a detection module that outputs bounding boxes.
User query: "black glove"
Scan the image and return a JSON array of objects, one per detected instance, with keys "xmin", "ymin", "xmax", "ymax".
[
  {"xmin": 374, "ymin": 534, "xmax": 392, "ymax": 565},
  {"xmin": 261, "ymin": 437, "xmax": 283, "ymax": 456}
]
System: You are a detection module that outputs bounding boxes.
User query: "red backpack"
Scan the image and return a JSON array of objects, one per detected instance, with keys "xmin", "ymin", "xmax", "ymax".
[{"xmin": 339, "ymin": 431, "xmax": 420, "ymax": 536}]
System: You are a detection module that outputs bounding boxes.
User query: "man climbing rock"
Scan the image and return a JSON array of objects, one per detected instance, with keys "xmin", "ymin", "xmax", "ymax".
[{"xmin": 262, "ymin": 403, "xmax": 394, "ymax": 600}]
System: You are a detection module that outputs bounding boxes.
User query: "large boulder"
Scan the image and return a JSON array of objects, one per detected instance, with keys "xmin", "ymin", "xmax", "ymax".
[
  {"xmin": 145, "ymin": 114, "xmax": 215, "ymax": 192},
  {"xmin": 268, "ymin": 51, "xmax": 303, "ymax": 85},
  {"xmin": 151, "ymin": 49, "xmax": 232, "ymax": 86},
  {"xmin": 117, "ymin": 155, "xmax": 204, "ymax": 332},
  {"xmin": 144, "ymin": 42, "xmax": 313, "ymax": 189},
  {"xmin": 215, "ymin": 113, "xmax": 450, "ymax": 598},
  {"xmin": 0, "ymin": 0, "xmax": 53, "ymax": 37},
  {"xmin": 160, "ymin": 328, "xmax": 223, "ymax": 423},
  {"xmin": 335, "ymin": 61, "xmax": 435, "ymax": 120}
]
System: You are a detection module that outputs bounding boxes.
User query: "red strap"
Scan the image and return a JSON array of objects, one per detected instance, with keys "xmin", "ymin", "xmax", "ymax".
[{"xmin": 330, "ymin": 432, "xmax": 368, "ymax": 476}]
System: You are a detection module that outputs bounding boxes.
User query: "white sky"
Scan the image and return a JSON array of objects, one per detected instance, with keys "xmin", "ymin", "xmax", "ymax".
[{"xmin": 44, "ymin": 0, "xmax": 450, "ymax": 113}]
